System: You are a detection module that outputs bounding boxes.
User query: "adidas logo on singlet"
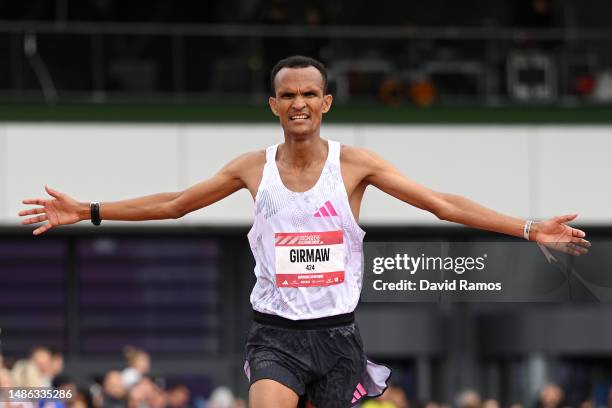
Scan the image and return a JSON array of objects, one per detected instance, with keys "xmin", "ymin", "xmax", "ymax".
[{"xmin": 313, "ymin": 201, "xmax": 338, "ymax": 218}]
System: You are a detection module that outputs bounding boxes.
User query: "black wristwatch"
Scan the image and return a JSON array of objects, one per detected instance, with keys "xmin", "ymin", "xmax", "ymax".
[{"xmin": 90, "ymin": 202, "xmax": 101, "ymax": 226}]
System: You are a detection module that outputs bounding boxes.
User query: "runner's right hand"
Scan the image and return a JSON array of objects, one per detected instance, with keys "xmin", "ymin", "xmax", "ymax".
[{"xmin": 19, "ymin": 185, "xmax": 84, "ymax": 235}]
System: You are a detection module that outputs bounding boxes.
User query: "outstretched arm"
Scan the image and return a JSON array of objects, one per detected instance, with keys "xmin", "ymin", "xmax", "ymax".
[
  {"xmin": 349, "ymin": 147, "xmax": 590, "ymax": 254},
  {"xmin": 19, "ymin": 151, "xmax": 263, "ymax": 235}
]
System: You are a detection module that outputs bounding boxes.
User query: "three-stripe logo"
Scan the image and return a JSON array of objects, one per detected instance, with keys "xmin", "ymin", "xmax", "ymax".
[
  {"xmin": 313, "ymin": 200, "xmax": 338, "ymax": 217},
  {"xmin": 351, "ymin": 382, "xmax": 367, "ymax": 405}
]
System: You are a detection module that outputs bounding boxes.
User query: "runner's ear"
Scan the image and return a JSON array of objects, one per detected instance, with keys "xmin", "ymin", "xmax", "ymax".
[
  {"xmin": 322, "ymin": 94, "xmax": 333, "ymax": 114},
  {"xmin": 269, "ymin": 96, "xmax": 279, "ymax": 117}
]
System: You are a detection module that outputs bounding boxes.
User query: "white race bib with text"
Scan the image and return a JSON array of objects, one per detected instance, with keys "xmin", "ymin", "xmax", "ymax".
[{"xmin": 275, "ymin": 230, "xmax": 345, "ymax": 287}]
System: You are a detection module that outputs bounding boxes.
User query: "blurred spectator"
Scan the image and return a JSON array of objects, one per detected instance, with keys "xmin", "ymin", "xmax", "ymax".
[
  {"xmin": 362, "ymin": 401, "xmax": 396, "ymax": 408},
  {"xmin": 32, "ymin": 346, "xmax": 55, "ymax": 386},
  {"xmin": 511, "ymin": 0, "xmax": 562, "ymax": 55},
  {"xmin": 52, "ymin": 374, "xmax": 76, "ymax": 391},
  {"xmin": 535, "ymin": 384, "xmax": 565, "ymax": 408},
  {"xmin": 102, "ymin": 371, "xmax": 127, "ymax": 408},
  {"xmin": 11, "ymin": 345, "xmax": 55, "ymax": 387},
  {"xmin": 50, "ymin": 347, "xmax": 65, "ymax": 381},
  {"xmin": 127, "ymin": 376, "xmax": 155, "ymax": 408},
  {"xmin": 71, "ymin": 389, "xmax": 93, "ymax": 408},
  {"xmin": 37, "ymin": 375, "xmax": 78, "ymax": 408},
  {"xmin": 424, "ymin": 401, "xmax": 441, "ymax": 408},
  {"xmin": 513, "ymin": 0, "xmax": 556, "ymax": 28},
  {"xmin": 0, "ymin": 355, "xmax": 13, "ymax": 387},
  {"xmin": 362, "ymin": 385, "xmax": 409, "ymax": 408},
  {"xmin": 121, "ymin": 346, "xmax": 151, "ymax": 390},
  {"xmin": 166, "ymin": 384, "xmax": 190, "ymax": 408},
  {"xmin": 260, "ymin": 0, "xmax": 290, "ymax": 26},
  {"xmin": 148, "ymin": 382, "xmax": 167, "ymax": 408},
  {"xmin": 379, "ymin": 385, "xmax": 410, "ymax": 408},
  {"xmin": 482, "ymin": 399, "xmax": 500, "ymax": 408},
  {"xmin": 206, "ymin": 386, "xmax": 244, "ymax": 408},
  {"xmin": 455, "ymin": 389, "xmax": 482, "ymax": 408}
]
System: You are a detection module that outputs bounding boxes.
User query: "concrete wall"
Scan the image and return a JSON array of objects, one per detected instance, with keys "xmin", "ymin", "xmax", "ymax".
[{"xmin": 2, "ymin": 123, "xmax": 610, "ymax": 226}]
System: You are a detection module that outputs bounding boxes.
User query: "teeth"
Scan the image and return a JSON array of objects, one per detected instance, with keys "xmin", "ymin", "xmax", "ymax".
[{"xmin": 291, "ymin": 115, "xmax": 308, "ymax": 120}]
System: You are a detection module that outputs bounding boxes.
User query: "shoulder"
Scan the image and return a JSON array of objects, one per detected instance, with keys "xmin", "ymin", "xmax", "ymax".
[
  {"xmin": 215, "ymin": 150, "xmax": 266, "ymax": 185},
  {"xmin": 234, "ymin": 149, "xmax": 266, "ymax": 166},
  {"xmin": 339, "ymin": 144, "xmax": 383, "ymax": 170},
  {"xmin": 340, "ymin": 144, "xmax": 369, "ymax": 161},
  {"xmin": 222, "ymin": 149, "xmax": 266, "ymax": 174}
]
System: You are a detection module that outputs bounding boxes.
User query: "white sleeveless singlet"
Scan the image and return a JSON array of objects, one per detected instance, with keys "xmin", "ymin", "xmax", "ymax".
[{"xmin": 247, "ymin": 140, "xmax": 366, "ymax": 320}]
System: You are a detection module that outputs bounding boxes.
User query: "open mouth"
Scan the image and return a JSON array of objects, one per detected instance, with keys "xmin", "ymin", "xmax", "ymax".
[{"xmin": 290, "ymin": 114, "xmax": 310, "ymax": 121}]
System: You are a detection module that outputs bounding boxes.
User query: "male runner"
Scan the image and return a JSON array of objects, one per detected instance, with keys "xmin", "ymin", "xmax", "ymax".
[{"xmin": 19, "ymin": 56, "xmax": 589, "ymax": 408}]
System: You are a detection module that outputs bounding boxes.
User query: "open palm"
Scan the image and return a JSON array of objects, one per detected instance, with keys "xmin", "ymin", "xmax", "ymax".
[
  {"xmin": 18, "ymin": 185, "xmax": 83, "ymax": 235},
  {"xmin": 535, "ymin": 214, "xmax": 590, "ymax": 256}
]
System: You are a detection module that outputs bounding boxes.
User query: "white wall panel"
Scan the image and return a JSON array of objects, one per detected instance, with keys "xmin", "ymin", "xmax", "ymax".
[
  {"xmin": 2, "ymin": 123, "xmax": 609, "ymax": 227},
  {"xmin": 359, "ymin": 126, "xmax": 531, "ymax": 224},
  {"xmin": 535, "ymin": 126, "xmax": 612, "ymax": 223},
  {"xmin": 6, "ymin": 124, "xmax": 181, "ymax": 227}
]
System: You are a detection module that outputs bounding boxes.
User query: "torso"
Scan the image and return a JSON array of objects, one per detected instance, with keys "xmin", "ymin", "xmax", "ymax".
[
  {"xmin": 246, "ymin": 140, "xmax": 366, "ymax": 319},
  {"xmin": 240, "ymin": 141, "xmax": 368, "ymax": 221}
]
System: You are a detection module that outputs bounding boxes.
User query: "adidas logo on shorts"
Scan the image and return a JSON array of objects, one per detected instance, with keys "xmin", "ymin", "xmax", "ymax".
[{"xmin": 351, "ymin": 382, "xmax": 367, "ymax": 405}]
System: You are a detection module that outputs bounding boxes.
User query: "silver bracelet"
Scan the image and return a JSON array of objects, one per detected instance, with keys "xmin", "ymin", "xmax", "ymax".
[{"xmin": 523, "ymin": 220, "xmax": 534, "ymax": 241}]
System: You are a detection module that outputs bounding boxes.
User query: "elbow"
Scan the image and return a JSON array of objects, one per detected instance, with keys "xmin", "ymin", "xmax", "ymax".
[
  {"xmin": 168, "ymin": 195, "xmax": 186, "ymax": 219},
  {"xmin": 435, "ymin": 206, "xmax": 452, "ymax": 222},
  {"xmin": 432, "ymin": 193, "xmax": 455, "ymax": 221},
  {"xmin": 171, "ymin": 204, "xmax": 187, "ymax": 219},
  {"xmin": 171, "ymin": 207, "xmax": 184, "ymax": 220}
]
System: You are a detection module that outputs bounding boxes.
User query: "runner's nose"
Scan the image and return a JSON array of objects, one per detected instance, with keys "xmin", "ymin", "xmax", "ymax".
[{"xmin": 292, "ymin": 95, "xmax": 306, "ymax": 110}]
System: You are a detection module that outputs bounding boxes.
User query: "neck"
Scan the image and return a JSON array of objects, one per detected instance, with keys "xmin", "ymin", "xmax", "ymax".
[{"xmin": 279, "ymin": 134, "xmax": 327, "ymax": 168}]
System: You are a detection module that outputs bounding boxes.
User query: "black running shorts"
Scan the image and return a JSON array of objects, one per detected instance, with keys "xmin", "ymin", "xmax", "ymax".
[{"xmin": 244, "ymin": 311, "xmax": 368, "ymax": 408}]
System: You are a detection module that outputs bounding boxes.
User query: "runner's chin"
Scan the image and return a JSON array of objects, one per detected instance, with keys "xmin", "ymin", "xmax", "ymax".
[{"xmin": 289, "ymin": 118, "xmax": 309, "ymax": 127}]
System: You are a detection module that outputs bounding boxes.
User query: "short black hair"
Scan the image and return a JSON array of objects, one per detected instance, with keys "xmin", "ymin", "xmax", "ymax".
[{"xmin": 270, "ymin": 55, "xmax": 328, "ymax": 95}]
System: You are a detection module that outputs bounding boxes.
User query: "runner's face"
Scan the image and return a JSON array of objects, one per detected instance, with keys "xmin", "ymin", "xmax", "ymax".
[{"xmin": 269, "ymin": 67, "xmax": 332, "ymax": 137}]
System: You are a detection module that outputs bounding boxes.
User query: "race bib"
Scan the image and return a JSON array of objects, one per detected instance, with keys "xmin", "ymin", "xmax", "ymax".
[{"xmin": 275, "ymin": 230, "xmax": 345, "ymax": 287}]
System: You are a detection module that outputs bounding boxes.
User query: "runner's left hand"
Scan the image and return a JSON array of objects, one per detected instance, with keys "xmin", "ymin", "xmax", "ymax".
[{"xmin": 534, "ymin": 214, "xmax": 590, "ymax": 256}]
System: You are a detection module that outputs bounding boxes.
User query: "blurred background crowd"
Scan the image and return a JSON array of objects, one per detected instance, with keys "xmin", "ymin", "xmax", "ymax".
[
  {"xmin": 2, "ymin": 345, "xmax": 612, "ymax": 408},
  {"xmin": 0, "ymin": 345, "xmax": 245, "ymax": 408}
]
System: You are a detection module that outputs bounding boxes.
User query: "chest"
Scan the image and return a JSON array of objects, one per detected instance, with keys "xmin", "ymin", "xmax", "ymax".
[
  {"xmin": 276, "ymin": 160, "xmax": 327, "ymax": 193},
  {"xmin": 245, "ymin": 158, "xmax": 366, "ymax": 221}
]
